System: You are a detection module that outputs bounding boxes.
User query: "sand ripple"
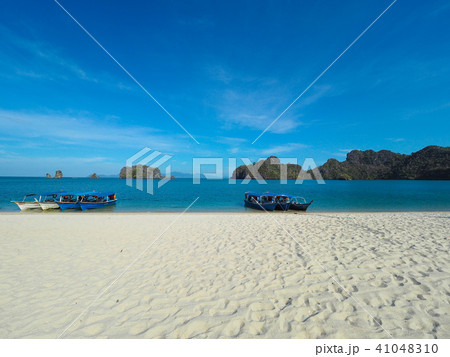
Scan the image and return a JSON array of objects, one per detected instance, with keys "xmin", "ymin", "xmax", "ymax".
[{"xmin": 0, "ymin": 212, "xmax": 449, "ymax": 338}]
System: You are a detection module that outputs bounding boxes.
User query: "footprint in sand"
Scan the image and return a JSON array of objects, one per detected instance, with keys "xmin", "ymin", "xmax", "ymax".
[
  {"xmin": 278, "ymin": 315, "xmax": 291, "ymax": 332},
  {"xmin": 214, "ymin": 298, "xmax": 229, "ymax": 309},
  {"xmin": 248, "ymin": 322, "xmax": 265, "ymax": 336},
  {"xmin": 308, "ymin": 325, "xmax": 326, "ymax": 338},
  {"xmin": 224, "ymin": 320, "xmax": 244, "ymax": 337},
  {"xmin": 325, "ymin": 302, "xmax": 336, "ymax": 313},
  {"xmin": 209, "ymin": 304, "xmax": 238, "ymax": 317},
  {"xmin": 410, "ymin": 277, "xmax": 422, "ymax": 285},
  {"xmin": 249, "ymin": 310, "xmax": 279, "ymax": 322}
]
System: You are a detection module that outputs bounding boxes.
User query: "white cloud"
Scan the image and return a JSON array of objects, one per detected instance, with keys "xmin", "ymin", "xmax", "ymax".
[
  {"xmin": 208, "ymin": 65, "xmax": 234, "ymax": 84},
  {"xmin": 213, "ymin": 136, "xmax": 248, "ymax": 145},
  {"xmin": 0, "ymin": 108, "xmax": 190, "ymax": 152},
  {"xmin": 215, "ymin": 83, "xmax": 331, "ymax": 134}
]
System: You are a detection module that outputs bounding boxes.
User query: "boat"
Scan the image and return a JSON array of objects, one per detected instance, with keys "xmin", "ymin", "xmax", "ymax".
[
  {"xmin": 266, "ymin": 192, "xmax": 292, "ymax": 211},
  {"xmin": 11, "ymin": 194, "xmax": 41, "ymax": 211},
  {"xmin": 244, "ymin": 192, "xmax": 277, "ymax": 211},
  {"xmin": 287, "ymin": 195, "xmax": 313, "ymax": 211},
  {"xmin": 79, "ymin": 192, "xmax": 117, "ymax": 211},
  {"xmin": 57, "ymin": 192, "xmax": 93, "ymax": 211},
  {"xmin": 38, "ymin": 192, "xmax": 65, "ymax": 210}
]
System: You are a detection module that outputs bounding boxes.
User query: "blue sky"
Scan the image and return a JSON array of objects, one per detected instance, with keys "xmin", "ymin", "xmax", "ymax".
[{"xmin": 0, "ymin": 0, "xmax": 449, "ymax": 176}]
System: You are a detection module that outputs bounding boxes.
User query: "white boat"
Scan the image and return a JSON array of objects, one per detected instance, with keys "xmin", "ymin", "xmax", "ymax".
[
  {"xmin": 11, "ymin": 194, "xmax": 41, "ymax": 211},
  {"xmin": 38, "ymin": 193, "xmax": 62, "ymax": 210},
  {"xmin": 39, "ymin": 201, "xmax": 60, "ymax": 210},
  {"xmin": 12, "ymin": 192, "xmax": 66, "ymax": 211}
]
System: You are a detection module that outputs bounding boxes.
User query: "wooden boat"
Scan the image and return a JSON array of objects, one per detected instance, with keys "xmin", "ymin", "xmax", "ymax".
[
  {"xmin": 79, "ymin": 192, "xmax": 117, "ymax": 211},
  {"xmin": 267, "ymin": 192, "xmax": 292, "ymax": 211},
  {"xmin": 38, "ymin": 192, "xmax": 65, "ymax": 210},
  {"xmin": 11, "ymin": 194, "xmax": 41, "ymax": 211},
  {"xmin": 57, "ymin": 192, "xmax": 93, "ymax": 211},
  {"xmin": 287, "ymin": 195, "xmax": 313, "ymax": 211},
  {"xmin": 244, "ymin": 192, "xmax": 277, "ymax": 211}
]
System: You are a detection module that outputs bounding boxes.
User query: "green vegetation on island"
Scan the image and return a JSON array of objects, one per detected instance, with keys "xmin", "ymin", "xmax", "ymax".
[
  {"xmin": 119, "ymin": 165, "xmax": 162, "ymax": 179},
  {"xmin": 319, "ymin": 145, "xmax": 449, "ymax": 180},
  {"xmin": 232, "ymin": 156, "xmax": 302, "ymax": 180},
  {"xmin": 232, "ymin": 146, "xmax": 449, "ymax": 180}
]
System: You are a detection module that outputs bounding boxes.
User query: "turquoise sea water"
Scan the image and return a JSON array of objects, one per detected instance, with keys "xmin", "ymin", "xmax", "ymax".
[{"xmin": 1, "ymin": 177, "xmax": 449, "ymax": 212}]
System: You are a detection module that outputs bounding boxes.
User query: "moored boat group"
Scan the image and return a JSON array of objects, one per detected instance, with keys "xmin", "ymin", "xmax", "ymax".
[
  {"xmin": 12, "ymin": 191, "xmax": 311, "ymax": 212},
  {"xmin": 244, "ymin": 192, "xmax": 313, "ymax": 211},
  {"xmin": 11, "ymin": 192, "xmax": 117, "ymax": 212}
]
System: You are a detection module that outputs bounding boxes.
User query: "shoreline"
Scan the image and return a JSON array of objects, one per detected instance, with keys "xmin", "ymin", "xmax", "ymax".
[{"xmin": 1, "ymin": 210, "xmax": 449, "ymax": 215}]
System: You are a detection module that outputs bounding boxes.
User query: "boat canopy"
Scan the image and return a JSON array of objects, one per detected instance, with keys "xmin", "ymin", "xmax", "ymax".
[
  {"xmin": 286, "ymin": 194, "xmax": 307, "ymax": 202},
  {"xmin": 245, "ymin": 192, "xmax": 265, "ymax": 197},
  {"xmin": 38, "ymin": 192, "xmax": 66, "ymax": 196},
  {"xmin": 245, "ymin": 192, "xmax": 275, "ymax": 200},
  {"xmin": 61, "ymin": 191, "xmax": 97, "ymax": 196},
  {"xmin": 82, "ymin": 192, "xmax": 115, "ymax": 198},
  {"xmin": 265, "ymin": 192, "xmax": 289, "ymax": 197}
]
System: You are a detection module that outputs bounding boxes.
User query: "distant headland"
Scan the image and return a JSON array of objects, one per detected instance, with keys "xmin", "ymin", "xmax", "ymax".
[
  {"xmin": 319, "ymin": 145, "xmax": 449, "ymax": 180},
  {"xmin": 232, "ymin": 145, "xmax": 450, "ymax": 180}
]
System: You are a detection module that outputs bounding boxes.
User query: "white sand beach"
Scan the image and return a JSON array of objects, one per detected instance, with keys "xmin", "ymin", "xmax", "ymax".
[{"xmin": 0, "ymin": 212, "xmax": 449, "ymax": 339}]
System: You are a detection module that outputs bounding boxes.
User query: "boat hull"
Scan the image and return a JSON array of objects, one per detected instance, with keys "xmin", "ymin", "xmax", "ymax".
[
  {"xmin": 289, "ymin": 201, "xmax": 313, "ymax": 211},
  {"xmin": 79, "ymin": 200, "xmax": 117, "ymax": 211},
  {"xmin": 39, "ymin": 202, "xmax": 60, "ymax": 210},
  {"xmin": 57, "ymin": 202, "xmax": 81, "ymax": 211},
  {"xmin": 275, "ymin": 202, "xmax": 291, "ymax": 211},
  {"xmin": 244, "ymin": 200, "xmax": 277, "ymax": 211},
  {"xmin": 11, "ymin": 201, "xmax": 41, "ymax": 211}
]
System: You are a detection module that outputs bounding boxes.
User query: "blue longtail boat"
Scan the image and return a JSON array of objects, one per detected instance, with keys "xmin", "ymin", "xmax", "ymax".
[
  {"xmin": 79, "ymin": 192, "xmax": 117, "ymax": 211},
  {"xmin": 244, "ymin": 192, "xmax": 277, "ymax": 211},
  {"xmin": 266, "ymin": 192, "xmax": 292, "ymax": 211},
  {"xmin": 57, "ymin": 192, "xmax": 94, "ymax": 211}
]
